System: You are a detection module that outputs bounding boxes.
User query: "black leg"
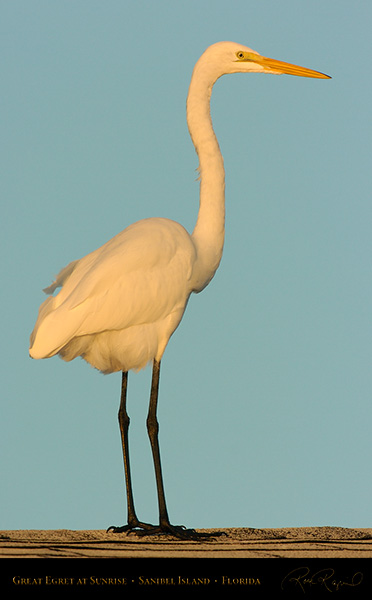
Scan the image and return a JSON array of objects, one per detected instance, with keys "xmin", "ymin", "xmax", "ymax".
[
  {"xmin": 144, "ymin": 360, "xmax": 225, "ymax": 539},
  {"xmin": 118, "ymin": 371, "xmax": 138, "ymax": 526},
  {"xmin": 107, "ymin": 371, "xmax": 154, "ymax": 533},
  {"xmin": 146, "ymin": 359, "xmax": 171, "ymax": 528}
]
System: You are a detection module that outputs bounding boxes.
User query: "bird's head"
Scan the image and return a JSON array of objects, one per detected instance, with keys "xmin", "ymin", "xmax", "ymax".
[{"xmin": 195, "ymin": 41, "xmax": 330, "ymax": 82}]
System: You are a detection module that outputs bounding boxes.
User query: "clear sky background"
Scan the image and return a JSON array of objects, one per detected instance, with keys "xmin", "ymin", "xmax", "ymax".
[{"xmin": 2, "ymin": 1, "xmax": 372, "ymax": 531}]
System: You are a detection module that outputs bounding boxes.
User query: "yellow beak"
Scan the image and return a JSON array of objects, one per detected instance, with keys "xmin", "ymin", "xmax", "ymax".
[{"xmin": 238, "ymin": 51, "xmax": 331, "ymax": 79}]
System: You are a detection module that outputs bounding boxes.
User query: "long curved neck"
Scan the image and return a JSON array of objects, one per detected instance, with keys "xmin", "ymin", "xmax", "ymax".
[{"xmin": 187, "ymin": 62, "xmax": 225, "ymax": 291}]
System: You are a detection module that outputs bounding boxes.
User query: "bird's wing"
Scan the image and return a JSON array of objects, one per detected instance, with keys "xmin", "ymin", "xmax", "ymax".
[{"xmin": 30, "ymin": 218, "xmax": 196, "ymax": 358}]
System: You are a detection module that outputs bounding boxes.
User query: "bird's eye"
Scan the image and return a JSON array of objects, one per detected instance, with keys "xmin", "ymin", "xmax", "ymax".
[{"xmin": 236, "ymin": 51, "xmax": 245, "ymax": 60}]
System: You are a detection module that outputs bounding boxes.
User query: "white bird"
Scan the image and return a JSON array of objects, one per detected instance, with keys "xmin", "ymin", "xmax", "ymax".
[{"xmin": 30, "ymin": 41, "xmax": 330, "ymax": 539}]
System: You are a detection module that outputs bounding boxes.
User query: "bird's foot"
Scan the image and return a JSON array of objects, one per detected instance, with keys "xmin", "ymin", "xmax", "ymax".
[{"xmin": 106, "ymin": 519, "xmax": 155, "ymax": 534}]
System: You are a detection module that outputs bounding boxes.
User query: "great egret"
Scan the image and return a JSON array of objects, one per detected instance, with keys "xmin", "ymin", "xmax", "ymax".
[{"xmin": 30, "ymin": 42, "xmax": 330, "ymax": 539}]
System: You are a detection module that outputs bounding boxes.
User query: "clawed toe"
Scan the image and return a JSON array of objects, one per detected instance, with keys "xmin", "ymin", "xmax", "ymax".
[{"xmin": 106, "ymin": 520, "xmax": 155, "ymax": 534}]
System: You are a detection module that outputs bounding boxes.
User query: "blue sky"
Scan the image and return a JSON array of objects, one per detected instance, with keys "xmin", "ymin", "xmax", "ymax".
[{"xmin": 2, "ymin": 0, "xmax": 372, "ymax": 531}]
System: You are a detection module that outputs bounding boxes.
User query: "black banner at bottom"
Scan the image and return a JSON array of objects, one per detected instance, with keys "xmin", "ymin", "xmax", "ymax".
[{"xmin": 2, "ymin": 557, "xmax": 371, "ymax": 597}]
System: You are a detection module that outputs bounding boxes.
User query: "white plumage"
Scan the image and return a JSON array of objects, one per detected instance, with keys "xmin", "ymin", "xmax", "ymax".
[{"xmin": 30, "ymin": 218, "xmax": 196, "ymax": 373}]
